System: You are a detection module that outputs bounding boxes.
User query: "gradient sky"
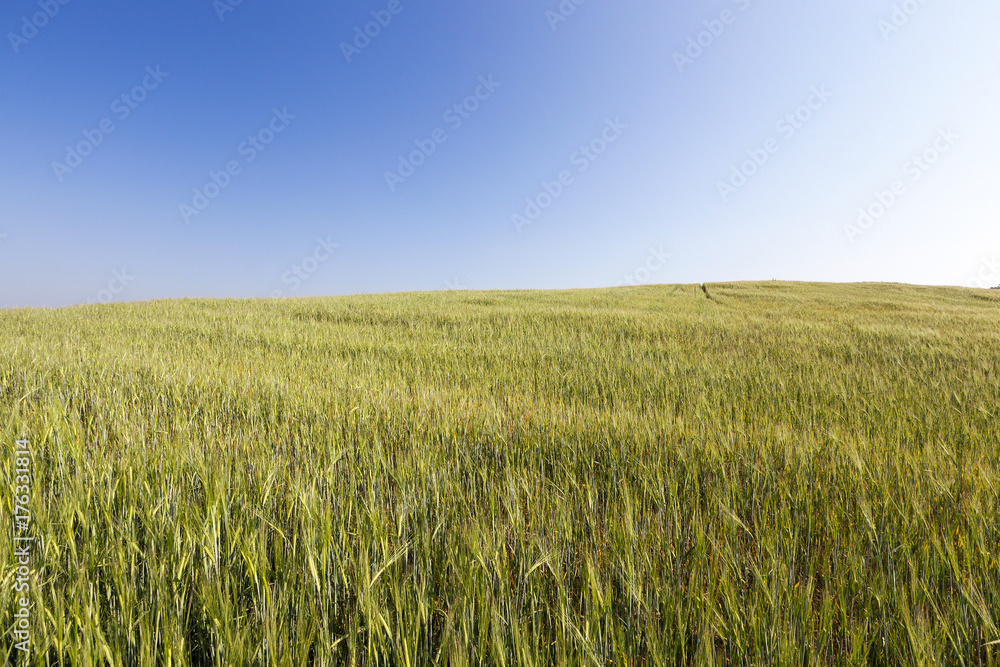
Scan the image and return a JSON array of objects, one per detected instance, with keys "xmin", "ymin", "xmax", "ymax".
[{"xmin": 2, "ymin": 0, "xmax": 999, "ymax": 308}]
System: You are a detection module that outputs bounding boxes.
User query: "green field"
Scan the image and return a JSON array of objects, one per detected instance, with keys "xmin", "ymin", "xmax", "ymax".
[{"xmin": 2, "ymin": 282, "xmax": 999, "ymax": 665}]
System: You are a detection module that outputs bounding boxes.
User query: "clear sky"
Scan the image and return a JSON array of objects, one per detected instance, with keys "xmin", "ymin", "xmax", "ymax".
[{"xmin": 2, "ymin": 0, "xmax": 998, "ymax": 307}]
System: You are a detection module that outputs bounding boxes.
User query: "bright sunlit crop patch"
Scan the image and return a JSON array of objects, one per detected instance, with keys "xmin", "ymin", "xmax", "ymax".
[{"xmin": 2, "ymin": 282, "xmax": 998, "ymax": 664}]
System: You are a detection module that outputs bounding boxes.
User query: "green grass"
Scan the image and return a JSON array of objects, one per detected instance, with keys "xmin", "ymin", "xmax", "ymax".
[{"xmin": 2, "ymin": 281, "xmax": 999, "ymax": 665}]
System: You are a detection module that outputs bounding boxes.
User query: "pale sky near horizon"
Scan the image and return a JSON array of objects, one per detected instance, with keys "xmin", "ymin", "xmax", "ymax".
[{"xmin": 2, "ymin": 0, "xmax": 999, "ymax": 308}]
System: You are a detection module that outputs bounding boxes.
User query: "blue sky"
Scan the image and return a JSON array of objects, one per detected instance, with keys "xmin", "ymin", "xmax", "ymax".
[{"xmin": 2, "ymin": 0, "xmax": 998, "ymax": 307}]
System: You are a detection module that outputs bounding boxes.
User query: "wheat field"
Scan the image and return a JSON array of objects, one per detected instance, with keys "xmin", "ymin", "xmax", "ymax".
[{"xmin": 2, "ymin": 281, "xmax": 999, "ymax": 665}]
